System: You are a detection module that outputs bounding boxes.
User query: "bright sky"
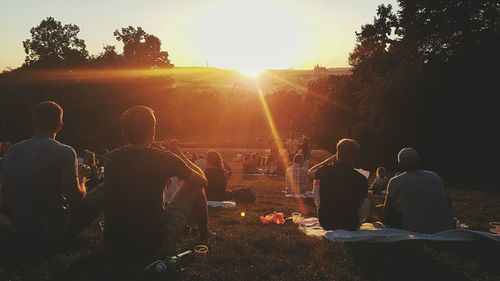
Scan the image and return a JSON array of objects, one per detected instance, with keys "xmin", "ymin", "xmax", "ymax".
[{"xmin": 0, "ymin": 0, "xmax": 398, "ymax": 72}]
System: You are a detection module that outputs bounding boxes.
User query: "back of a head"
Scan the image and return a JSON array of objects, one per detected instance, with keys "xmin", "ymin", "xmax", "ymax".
[
  {"xmin": 376, "ymin": 167, "xmax": 386, "ymax": 177},
  {"xmin": 207, "ymin": 150, "xmax": 223, "ymax": 169},
  {"xmin": 32, "ymin": 101, "xmax": 63, "ymax": 133},
  {"xmin": 398, "ymin": 147, "xmax": 420, "ymax": 171},
  {"xmin": 121, "ymin": 106, "xmax": 156, "ymax": 144},
  {"xmin": 336, "ymin": 138, "xmax": 360, "ymax": 164},
  {"xmin": 293, "ymin": 154, "xmax": 304, "ymax": 165}
]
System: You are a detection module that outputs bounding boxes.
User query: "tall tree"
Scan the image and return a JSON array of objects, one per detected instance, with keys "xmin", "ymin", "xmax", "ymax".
[
  {"xmin": 113, "ymin": 26, "xmax": 173, "ymax": 68},
  {"xmin": 22, "ymin": 17, "xmax": 88, "ymax": 67}
]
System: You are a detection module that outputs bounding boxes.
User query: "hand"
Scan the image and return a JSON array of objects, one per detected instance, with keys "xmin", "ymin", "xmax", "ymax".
[
  {"xmin": 78, "ymin": 163, "xmax": 91, "ymax": 178},
  {"xmin": 166, "ymin": 139, "xmax": 182, "ymax": 157}
]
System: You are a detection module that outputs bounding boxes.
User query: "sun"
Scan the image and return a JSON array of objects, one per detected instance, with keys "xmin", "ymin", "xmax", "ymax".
[
  {"xmin": 239, "ymin": 67, "xmax": 264, "ymax": 78},
  {"xmin": 193, "ymin": 1, "xmax": 303, "ymax": 71}
]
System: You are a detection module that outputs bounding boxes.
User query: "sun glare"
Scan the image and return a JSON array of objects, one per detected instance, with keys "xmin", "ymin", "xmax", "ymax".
[
  {"xmin": 193, "ymin": 1, "xmax": 304, "ymax": 71},
  {"xmin": 239, "ymin": 67, "xmax": 264, "ymax": 78}
]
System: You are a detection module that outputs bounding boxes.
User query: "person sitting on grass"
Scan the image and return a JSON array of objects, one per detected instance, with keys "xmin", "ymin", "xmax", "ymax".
[
  {"xmin": 264, "ymin": 154, "xmax": 277, "ymax": 174},
  {"xmin": 103, "ymin": 106, "xmax": 213, "ymax": 265},
  {"xmin": 242, "ymin": 154, "xmax": 256, "ymax": 174},
  {"xmin": 194, "ymin": 153, "xmax": 207, "ymax": 171},
  {"xmin": 308, "ymin": 139, "xmax": 368, "ymax": 231},
  {"xmin": 370, "ymin": 167, "xmax": 389, "ymax": 196},
  {"xmin": 0, "ymin": 101, "xmax": 102, "ymax": 247},
  {"xmin": 382, "ymin": 148, "xmax": 454, "ymax": 234},
  {"xmin": 223, "ymin": 158, "xmax": 233, "ymax": 179},
  {"xmin": 205, "ymin": 151, "xmax": 231, "ymax": 201},
  {"xmin": 285, "ymin": 154, "xmax": 307, "ymax": 195}
]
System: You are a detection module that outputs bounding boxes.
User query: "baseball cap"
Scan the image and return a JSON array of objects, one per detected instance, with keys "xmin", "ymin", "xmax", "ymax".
[{"xmin": 398, "ymin": 148, "xmax": 420, "ymax": 166}]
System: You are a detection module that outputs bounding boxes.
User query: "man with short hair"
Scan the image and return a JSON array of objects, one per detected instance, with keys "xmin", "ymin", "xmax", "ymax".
[
  {"xmin": 1, "ymin": 101, "xmax": 90, "ymax": 243},
  {"xmin": 103, "ymin": 105, "xmax": 211, "ymax": 264},
  {"xmin": 285, "ymin": 154, "xmax": 307, "ymax": 194},
  {"xmin": 308, "ymin": 138, "xmax": 368, "ymax": 230},
  {"xmin": 383, "ymin": 148, "xmax": 454, "ymax": 234}
]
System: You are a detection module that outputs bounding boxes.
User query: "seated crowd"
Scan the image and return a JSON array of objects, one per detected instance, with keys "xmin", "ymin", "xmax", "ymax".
[
  {"xmin": 308, "ymin": 138, "xmax": 454, "ymax": 234},
  {"xmin": 0, "ymin": 101, "xmax": 457, "ymax": 271}
]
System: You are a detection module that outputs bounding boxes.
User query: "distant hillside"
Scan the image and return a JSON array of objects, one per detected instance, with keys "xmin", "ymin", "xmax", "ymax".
[{"xmin": 0, "ymin": 66, "xmax": 351, "ymax": 95}]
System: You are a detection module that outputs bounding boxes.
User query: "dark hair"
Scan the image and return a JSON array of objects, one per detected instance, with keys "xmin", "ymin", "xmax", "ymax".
[
  {"xmin": 121, "ymin": 106, "xmax": 156, "ymax": 144},
  {"xmin": 32, "ymin": 101, "xmax": 63, "ymax": 133},
  {"xmin": 336, "ymin": 138, "xmax": 360, "ymax": 163},
  {"xmin": 376, "ymin": 167, "xmax": 386, "ymax": 177},
  {"xmin": 293, "ymin": 154, "xmax": 304, "ymax": 165},
  {"xmin": 207, "ymin": 150, "xmax": 223, "ymax": 169}
]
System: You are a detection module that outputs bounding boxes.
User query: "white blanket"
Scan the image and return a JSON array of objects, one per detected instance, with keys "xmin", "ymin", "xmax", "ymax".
[
  {"xmin": 299, "ymin": 217, "xmax": 500, "ymax": 243},
  {"xmin": 285, "ymin": 191, "xmax": 314, "ymax": 198},
  {"xmin": 207, "ymin": 201, "xmax": 237, "ymax": 208}
]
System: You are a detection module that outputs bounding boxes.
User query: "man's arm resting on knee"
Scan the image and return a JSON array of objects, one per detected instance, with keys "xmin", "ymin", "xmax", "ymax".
[{"xmin": 61, "ymin": 149, "xmax": 86, "ymax": 208}]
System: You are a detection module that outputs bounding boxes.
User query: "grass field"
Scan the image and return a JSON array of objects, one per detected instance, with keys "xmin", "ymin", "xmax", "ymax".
[{"xmin": 1, "ymin": 149, "xmax": 500, "ymax": 281}]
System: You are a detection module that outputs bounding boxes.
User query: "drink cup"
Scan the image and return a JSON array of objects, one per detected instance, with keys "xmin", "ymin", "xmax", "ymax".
[
  {"xmin": 489, "ymin": 222, "xmax": 500, "ymax": 234},
  {"xmin": 291, "ymin": 212, "xmax": 302, "ymax": 223},
  {"xmin": 194, "ymin": 245, "xmax": 208, "ymax": 261}
]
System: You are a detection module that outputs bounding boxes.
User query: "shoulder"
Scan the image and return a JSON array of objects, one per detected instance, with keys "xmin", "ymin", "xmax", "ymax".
[
  {"xmin": 316, "ymin": 164, "xmax": 334, "ymax": 177},
  {"xmin": 52, "ymin": 140, "xmax": 76, "ymax": 156}
]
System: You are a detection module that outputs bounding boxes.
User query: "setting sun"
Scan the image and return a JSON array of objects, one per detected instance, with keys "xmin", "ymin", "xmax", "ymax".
[
  {"xmin": 239, "ymin": 67, "xmax": 264, "ymax": 78},
  {"xmin": 192, "ymin": 1, "xmax": 304, "ymax": 71}
]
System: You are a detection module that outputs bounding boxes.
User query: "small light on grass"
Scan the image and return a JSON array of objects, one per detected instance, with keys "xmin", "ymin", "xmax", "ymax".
[{"xmin": 240, "ymin": 211, "xmax": 246, "ymax": 217}]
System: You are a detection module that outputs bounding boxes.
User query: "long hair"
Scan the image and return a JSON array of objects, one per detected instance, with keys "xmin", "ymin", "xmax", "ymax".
[{"xmin": 207, "ymin": 150, "xmax": 223, "ymax": 169}]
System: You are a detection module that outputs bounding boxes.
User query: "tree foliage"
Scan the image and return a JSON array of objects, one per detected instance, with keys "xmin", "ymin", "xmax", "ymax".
[
  {"xmin": 113, "ymin": 26, "xmax": 173, "ymax": 68},
  {"xmin": 306, "ymin": 0, "xmax": 500, "ymax": 183},
  {"xmin": 22, "ymin": 17, "xmax": 88, "ymax": 67}
]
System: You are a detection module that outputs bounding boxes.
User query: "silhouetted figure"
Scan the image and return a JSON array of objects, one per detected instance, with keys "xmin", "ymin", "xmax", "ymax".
[
  {"xmin": 382, "ymin": 148, "xmax": 454, "ymax": 234},
  {"xmin": 205, "ymin": 151, "xmax": 230, "ymax": 201},
  {"xmin": 1, "ymin": 101, "xmax": 100, "ymax": 247},
  {"xmin": 285, "ymin": 154, "xmax": 307, "ymax": 194},
  {"xmin": 103, "ymin": 106, "xmax": 211, "ymax": 265},
  {"xmin": 370, "ymin": 167, "xmax": 389, "ymax": 196},
  {"xmin": 309, "ymin": 139, "xmax": 368, "ymax": 231}
]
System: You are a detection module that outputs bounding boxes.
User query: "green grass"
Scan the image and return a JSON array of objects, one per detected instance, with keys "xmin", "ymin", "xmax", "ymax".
[{"xmin": 1, "ymin": 149, "xmax": 499, "ymax": 281}]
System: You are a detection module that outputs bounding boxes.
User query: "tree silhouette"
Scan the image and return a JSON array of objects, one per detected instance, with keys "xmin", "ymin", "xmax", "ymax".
[
  {"xmin": 22, "ymin": 17, "xmax": 88, "ymax": 67},
  {"xmin": 93, "ymin": 45, "xmax": 121, "ymax": 66},
  {"xmin": 113, "ymin": 26, "xmax": 173, "ymax": 68}
]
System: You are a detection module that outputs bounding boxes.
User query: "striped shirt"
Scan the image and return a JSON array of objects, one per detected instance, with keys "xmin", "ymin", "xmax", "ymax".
[{"xmin": 285, "ymin": 164, "xmax": 307, "ymax": 194}]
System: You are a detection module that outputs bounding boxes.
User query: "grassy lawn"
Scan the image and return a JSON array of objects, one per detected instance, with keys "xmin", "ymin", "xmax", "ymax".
[{"xmin": 1, "ymin": 149, "xmax": 499, "ymax": 281}]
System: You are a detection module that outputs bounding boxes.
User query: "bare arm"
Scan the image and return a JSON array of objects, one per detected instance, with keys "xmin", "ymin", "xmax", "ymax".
[
  {"xmin": 307, "ymin": 154, "xmax": 336, "ymax": 179},
  {"xmin": 154, "ymin": 140, "xmax": 206, "ymax": 180},
  {"xmin": 61, "ymin": 150, "xmax": 86, "ymax": 208}
]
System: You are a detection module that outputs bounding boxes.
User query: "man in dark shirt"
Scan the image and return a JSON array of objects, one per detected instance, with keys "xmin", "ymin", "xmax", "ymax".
[
  {"xmin": 308, "ymin": 139, "xmax": 368, "ymax": 230},
  {"xmin": 103, "ymin": 106, "xmax": 210, "ymax": 264}
]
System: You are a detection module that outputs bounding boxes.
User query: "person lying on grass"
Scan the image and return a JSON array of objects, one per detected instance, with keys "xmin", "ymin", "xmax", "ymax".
[
  {"xmin": 307, "ymin": 139, "xmax": 368, "ymax": 231},
  {"xmin": 103, "ymin": 106, "xmax": 213, "ymax": 265},
  {"xmin": 0, "ymin": 101, "xmax": 99, "ymax": 248}
]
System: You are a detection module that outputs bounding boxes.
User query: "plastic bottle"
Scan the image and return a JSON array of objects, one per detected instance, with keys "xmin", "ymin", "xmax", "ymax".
[{"xmin": 146, "ymin": 250, "xmax": 195, "ymax": 273}]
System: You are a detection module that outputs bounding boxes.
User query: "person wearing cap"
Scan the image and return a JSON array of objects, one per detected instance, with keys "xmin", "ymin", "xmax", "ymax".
[{"xmin": 382, "ymin": 148, "xmax": 454, "ymax": 234}]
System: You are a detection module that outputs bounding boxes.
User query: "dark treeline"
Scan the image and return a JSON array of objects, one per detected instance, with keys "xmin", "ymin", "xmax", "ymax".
[
  {"xmin": 1, "ymin": 0, "xmax": 499, "ymax": 186},
  {"xmin": 308, "ymin": 0, "xmax": 500, "ymax": 186}
]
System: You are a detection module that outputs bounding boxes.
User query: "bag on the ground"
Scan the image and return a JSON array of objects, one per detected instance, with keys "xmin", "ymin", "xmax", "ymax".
[{"xmin": 229, "ymin": 187, "xmax": 255, "ymax": 203}]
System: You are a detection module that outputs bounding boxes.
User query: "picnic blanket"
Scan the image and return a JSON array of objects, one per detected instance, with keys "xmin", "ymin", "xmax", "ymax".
[
  {"xmin": 285, "ymin": 191, "xmax": 314, "ymax": 198},
  {"xmin": 299, "ymin": 217, "xmax": 500, "ymax": 243},
  {"xmin": 243, "ymin": 173, "xmax": 278, "ymax": 176},
  {"xmin": 207, "ymin": 201, "xmax": 237, "ymax": 208}
]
